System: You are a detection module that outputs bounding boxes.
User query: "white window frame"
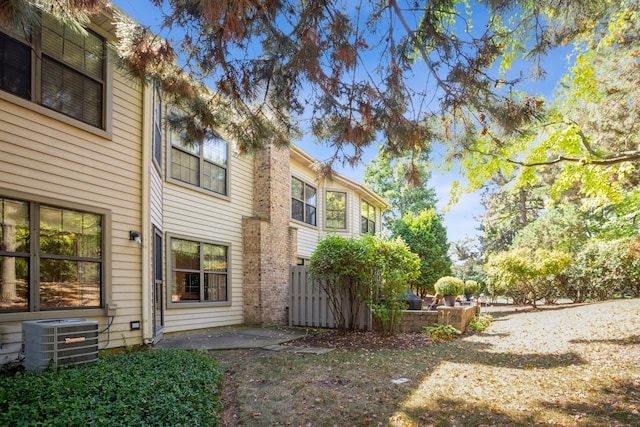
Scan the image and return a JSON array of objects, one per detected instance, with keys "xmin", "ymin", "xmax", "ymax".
[
  {"xmin": 291, "ymin": 176, "xmax": 317, "ymax": 227},
  {"xmin": 324, "ymin": 189, "xmax": 348, "ymax": 230}
]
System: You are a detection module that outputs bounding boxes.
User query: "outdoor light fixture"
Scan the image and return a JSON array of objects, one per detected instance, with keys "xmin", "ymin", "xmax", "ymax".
[
  {"xmin": 129, "ymin": 231, "xmax": 142, "ymax": 244},
  {"xmin": 130, "ymin": 321, "xmax": 141, "ymax": 330}
]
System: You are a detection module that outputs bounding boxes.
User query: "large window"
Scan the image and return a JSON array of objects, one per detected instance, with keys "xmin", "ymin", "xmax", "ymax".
[
  {"xmin": 170, "ymin": 131, "xmax": 228, "ymax": 196},
  {"xmin": 0, "ymin": 197, "xmax": 104, "ymax": 312},
  {"xmin": 325, "ymin": 190, "xmax": 347, "ymax": 229},
  {"xmin": 170, "ymin": 237, "xmax": 228, "ymax": 304},
  {"xmin": 0, "ymin": 14, "xmax": 105, "ymax": 128},
  {"xmin": 291, "ymin": 177, "xmax": 317, "ymax": 226},
  {"xmin": 361, "ymin": 200, "xmax": 376, "ymax": 235}
]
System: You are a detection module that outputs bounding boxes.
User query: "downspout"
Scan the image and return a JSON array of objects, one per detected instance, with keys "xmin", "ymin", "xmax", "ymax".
[{"xmin": 140, "ymin": 83, "xmax": 153, "ymax": 345}]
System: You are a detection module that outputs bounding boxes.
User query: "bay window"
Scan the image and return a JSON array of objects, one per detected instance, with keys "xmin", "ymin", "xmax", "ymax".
[
  {"xmin": 325, "ymin": 191, "xmax": 347, "ymax": 229},
  {"xmin": 291, "ymin": 177, "xmax": 317, "ymax": 226},
  {"xmin": 361, "ymin": 200, "xmax": 376, "ymax": 235}
]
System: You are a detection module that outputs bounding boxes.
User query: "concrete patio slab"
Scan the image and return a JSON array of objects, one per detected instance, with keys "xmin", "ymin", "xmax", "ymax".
[{"xmin": 153, "ymin": 326, "xmax": 312, "ymax": 351}]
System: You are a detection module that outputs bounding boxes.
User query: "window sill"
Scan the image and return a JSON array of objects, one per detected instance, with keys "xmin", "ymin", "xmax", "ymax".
[
  {"xmin": 0, "ymin": 91, "xmax": 112, "ymax": 140},
  {"xmin": 290, "ymin": 218, "xmax": 318, "ymax": 230},
  {"xmin": 166, "ymin": 177, "xmax": 230, "ymax": 201},
  {"xmin": 167, "ymin": 301, "xmax": 231, "ymax": 309},
  {"xmin": 0, "ymin": 308, "xmax": 106, "ymax": 323}
]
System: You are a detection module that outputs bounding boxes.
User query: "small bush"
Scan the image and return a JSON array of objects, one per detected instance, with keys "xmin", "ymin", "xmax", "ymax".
[
  {"xmin": 486, "ymin": 248, "xmax": 571, "ymax": 308},
  {"xmin": 0, "ymin": 349, "xmax": 223, "ymax": 426},
  {"xmin": 468, "ymin": 314, "xmax": 493, "ymax": 332},
  {"xmin": 464, "ymin": 280, "xmax": 480, "ymax": 295},
  {"xmin": 434, "ymin": 276, "xmax": 464, "ymax": 296},
  {"xmin": 423, "ymin": 323, "xmax": 461, "ymax": 342}
]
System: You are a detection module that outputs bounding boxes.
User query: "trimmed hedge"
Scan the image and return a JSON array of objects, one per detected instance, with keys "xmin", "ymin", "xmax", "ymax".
[{"xmin": 434, "ymin": 276, "xmax": 464, "ymax": 296}]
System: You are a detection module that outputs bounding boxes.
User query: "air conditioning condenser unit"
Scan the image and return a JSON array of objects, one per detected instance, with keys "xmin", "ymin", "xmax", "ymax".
[{"xmin": 22, "ymin": 318, "xmax": 99, "ymax": 371}]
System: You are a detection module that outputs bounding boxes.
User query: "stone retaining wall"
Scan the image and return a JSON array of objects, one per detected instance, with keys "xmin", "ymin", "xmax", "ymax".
[{"xmin": 399, "ymin": 305, "xmax": 481, "ymax": 333}]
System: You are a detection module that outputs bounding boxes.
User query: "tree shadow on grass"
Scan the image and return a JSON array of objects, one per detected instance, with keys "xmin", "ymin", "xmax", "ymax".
[
  {"xmin": 387, "ymin": 339, "xmax": 586, "ymax": 426},
  {"xmin": 570, "ymin": 334, "xmax": 640, "ymax": 346},
  {"xmin": 395, "ymin": 340, "xmax": 636, "ymax": 427},
  {"xmin": 473, "ymin": 332, "xmax": 510, "ymax": 338},
  {"xmin": 435, "ymin": 340, "xmax": 585, "ymax": 369},
  {"xmin": 398, "ymin": 396, "xmax": 547, "ymax": 426},
  {"xmin": 399, "ymin": 386, "xmax": 640, "ymax": 427},
  {"xmin": 482, "ymin": 301, "xmax": 596, "ymax": 320},
  {"xmin": 537, "ymin": 379, "xmax": 640, "ymax": 426}
]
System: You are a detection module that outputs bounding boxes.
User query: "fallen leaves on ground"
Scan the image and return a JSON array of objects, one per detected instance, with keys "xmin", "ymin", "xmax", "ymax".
[{"xmin": 215, "ymin": 299, "xmax": 640, "ymax": 427}]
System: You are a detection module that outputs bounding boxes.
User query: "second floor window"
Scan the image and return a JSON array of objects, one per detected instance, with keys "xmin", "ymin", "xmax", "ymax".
[
  {"xmin": 325, "ymin": 191, "xmax": 347, "ymax": 229},
  {"xmin": 0, "ymin": 14, "xmax": 105, "ymax": 129},
  {"xmin": 361, "ymin": 200, "xmax": 376, "ymax": 234},
  {"xmin": 291, "ymin": 177, "xmax": 316, "ymax": 226},
  {"xmin": 170, "ymin": 131, "xmax": 228, "ymax": 196}
]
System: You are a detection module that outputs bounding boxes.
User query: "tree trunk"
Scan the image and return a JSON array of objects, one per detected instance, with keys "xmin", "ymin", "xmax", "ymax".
[{"xmin": 519, "ymin": 187, "xmax": 528, "ymax": 226}]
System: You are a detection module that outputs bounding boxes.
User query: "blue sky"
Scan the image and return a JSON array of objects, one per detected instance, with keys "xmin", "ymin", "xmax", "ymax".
[{"xmin": 111, "ymin": 0, "xmax": 569, "ymax": 244}]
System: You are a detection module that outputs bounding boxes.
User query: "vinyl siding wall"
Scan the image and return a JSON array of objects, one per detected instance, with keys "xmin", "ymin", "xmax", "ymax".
[
  {"xmin": 290, "ymin": 157, "xmax": 385, "ymax": 261},
  {"xmin": 160, "ymin": 148, "xmax": 254, "ymax": 332},
  {"xmin": 0, "ymin": 69, "xmax": 144, "ymax": 363}
]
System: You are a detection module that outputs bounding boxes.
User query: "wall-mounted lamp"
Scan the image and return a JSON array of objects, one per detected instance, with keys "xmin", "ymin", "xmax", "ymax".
[
  {"xmin": 129, "ymin": 230, "xmax": 142, "ymax": 244},
  {"xmin": 130, "ymin": 320, "xmax": 141, "ymax": 330}
]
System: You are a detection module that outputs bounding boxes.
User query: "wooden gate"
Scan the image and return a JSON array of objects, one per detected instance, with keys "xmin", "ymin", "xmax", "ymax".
[{"xmin": 289, "ymin": 265, "xmax": 371, "ymax": 330}]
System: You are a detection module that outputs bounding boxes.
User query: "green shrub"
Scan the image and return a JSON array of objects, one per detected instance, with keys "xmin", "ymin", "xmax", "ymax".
[
  {"xmin": 486, "ymin": 248, "xmax": 571, "ymax": 308},
  {"xmin": 468, "ymin": 314, "xmax": 493, "ymax": 332},
  {"xmin": 423, "ymin": 323, "xmax": 461, "ymax": 342},
  {"xmin": 368, "ymin": 236, "xmax": 421, "ymax": 335},
  {"xmin": 0, "ymin": 349, "xmax": 223, "ymax": 426},
  {"xmin": 391, "ymin": 208, "xmax": 452, "ymax": 298},
  {"xmin": 308, "ymin": 234, "xmax": 377, "ymax": 331},
  {"xmin": 310, "ymin": 234, "xmax": 420, "ymax": 334},
  {"xmin": 564, "ymin": 237, "xmax": 640, "ymax": 302},
  {"xmin": 434, "ymin": 276, "xmax": 464, "ymax": 296},
  {"xmin": 464, "ymin": 280, "xmax": 480, "ymax": 295}
]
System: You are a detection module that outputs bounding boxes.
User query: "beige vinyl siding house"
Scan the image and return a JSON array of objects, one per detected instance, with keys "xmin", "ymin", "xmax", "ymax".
[
  {"xmin": 161, "ymin": 150, "xmax": 253, "ymax": 332},
  {"xmin": 0, "ymin": 10, "xmax": 145, "ymax": 364},
  {"xmin": 290, "ymin": 147, "xmax": 388, "ymax": 263},
  {"xmin": 0, "ymin": 5, "xmax": 389, "ymax": 366}
]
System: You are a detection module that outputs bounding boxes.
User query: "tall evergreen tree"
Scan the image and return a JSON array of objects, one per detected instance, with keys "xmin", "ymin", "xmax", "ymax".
[
  {"xmin": 364, "ymin": 149, "xmax": 437, "ymax": 233},
  {"xmin": 392, "ymin": 209, "xmax": 451, "ymax": 298}
]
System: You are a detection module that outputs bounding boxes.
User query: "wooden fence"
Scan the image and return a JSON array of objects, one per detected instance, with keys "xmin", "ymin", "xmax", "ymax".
[{"xmin": 289, "ymin": 265, "xmax": 371, "ymax": 330}]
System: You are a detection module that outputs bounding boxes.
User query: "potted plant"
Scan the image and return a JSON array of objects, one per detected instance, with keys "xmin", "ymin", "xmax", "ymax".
[
  {"xmin": 434, "ymin": 276, "xmax": 464, "ymax": 306},
  {"xmin": 464, "ymin": 280, "xmax": 480, "ymax": 301}
]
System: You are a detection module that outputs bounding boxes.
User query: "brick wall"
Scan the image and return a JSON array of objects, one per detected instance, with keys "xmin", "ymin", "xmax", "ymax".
[
  {"xmin": 243, "ymin": 143, "xmax": 293, "ymax": 325},
  {"xmin": 398, "ymin": 306, "xmax": 481, "ymax": 333}
]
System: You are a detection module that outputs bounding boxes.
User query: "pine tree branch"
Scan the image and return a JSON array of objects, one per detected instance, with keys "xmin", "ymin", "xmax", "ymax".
[{"xmin": 388, "ymin": 0, "xmax": 451, "ymax": 98}]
